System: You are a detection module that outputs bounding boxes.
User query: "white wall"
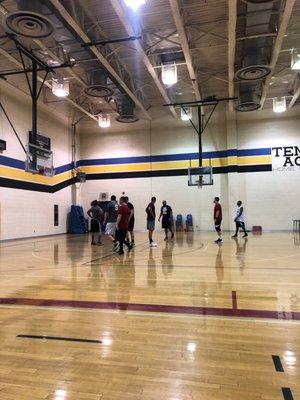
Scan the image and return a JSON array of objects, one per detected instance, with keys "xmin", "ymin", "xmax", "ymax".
[
  {"xmin": 79, "ymin": 106, "xmax": 229, "ymax": 231},
  {"xmin": 0, "ymin": 82, "xmax": 73, "ymax": 240},
  {"xmin": 79, "ymin": 105, "xmax": 300, "ymax": 232},
  {"xmin": 236, "ymin": 110, "xmax": 300, "ymax": 230}
]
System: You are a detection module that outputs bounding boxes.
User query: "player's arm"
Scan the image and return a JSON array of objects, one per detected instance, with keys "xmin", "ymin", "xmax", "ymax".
[
  {"xmin": 116, "ymin": 212, "xmax": 121, "ymax": 230},
  {"xmin": 214, "ymin": 209, "xmax": 220, "ymax": 221},
  {"xmin": 158, "ymin": 208, "xmax": 163, "ymax": 221},
  {"xmin": 128, "ymin": 208, "xmax": 134, "ymax": 222},
  {"xmin": 87, "ymin": 208, "xmax": 92, "ymax": 218}
]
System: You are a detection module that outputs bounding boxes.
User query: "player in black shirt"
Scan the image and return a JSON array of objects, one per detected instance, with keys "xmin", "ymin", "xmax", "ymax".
[
  {"xmin": 125, "ymin": 196, "xmax": 135, "ymax": 246},
  {"xmin": 158, "ymin": 200, "xmax": 174, "ymax": 240}
]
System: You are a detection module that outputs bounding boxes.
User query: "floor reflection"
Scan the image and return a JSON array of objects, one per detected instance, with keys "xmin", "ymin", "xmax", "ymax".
[{"xmin": 233, "ymin": 236, "xmax": 248, "ymax": 274}]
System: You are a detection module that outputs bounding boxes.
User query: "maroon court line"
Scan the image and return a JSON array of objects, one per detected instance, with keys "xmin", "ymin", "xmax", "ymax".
[
  {"xmin": 232, "ymin": 291, "xmax": 238, "ymax": 310},
  {"xmin": 0, "ymin": 297, "xmax": 300, "ymax": 321}
]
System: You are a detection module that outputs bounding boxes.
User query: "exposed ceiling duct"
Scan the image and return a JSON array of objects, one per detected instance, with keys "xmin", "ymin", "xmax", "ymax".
[
  {"xmin": 84, "ymin": 70, "xmax": 114, "ymax": 98},
  {"xmin": 235, "ymin": 1, "xmax": 277, "ymax": 81},
  {"xmin": 116, "ymin": 97, "xmax": 139, "ymax": 123},
  {"xmin": 235, "ymin": 82, "xmax": 261, "ymax": 111},
  {"xmin": 243, "ymin": 0, "xmax": 276, "ymax": 3},
  {"xmin": 4, "ymin": 0, "xmax": 54, "ymax": 38}
]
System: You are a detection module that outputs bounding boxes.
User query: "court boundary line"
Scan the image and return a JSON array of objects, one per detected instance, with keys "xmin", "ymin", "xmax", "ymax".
[{"xmin": 0, "ymin": 297, "xmax": 299, "ymax": 321}]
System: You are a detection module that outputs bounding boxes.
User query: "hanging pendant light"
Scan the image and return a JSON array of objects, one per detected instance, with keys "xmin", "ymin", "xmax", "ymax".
[
  {"xmin": 98, "ymin": 113, "xmax": 111, "ymax": 128},
  {"xmin": 181, "ymin": 107, "xmax": 192, "ymax": 121},
  {"xmin": 161, "ymin": 63, "xmax": 178, "ymax": 86},
  {"xmin": 291, "ymin": 49, "xmax": 300, "ymax": 70},
  {"xmin": 124, "ymin": 0, "xmax": 146, "ymax": 11},
  {"xmin": 52, "ymin": 78, "xmax": 69, "ymax": 97},
  {"xmin": 273, "ymin": 97, "xmax": 286, "ymax": 113}
]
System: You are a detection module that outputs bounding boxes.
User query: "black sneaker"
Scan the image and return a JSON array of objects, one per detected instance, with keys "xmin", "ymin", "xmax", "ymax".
[
  {"xmin": 214, "ymin": 238, "xmax": 222, "ymax": 243},
  {"xmin": 164, "ymin": 236, "xmax": 168, "ymax": 241},
  {"xmin": 171, "ymin": 233, "xmax": 174, "ymax": 239},
  {"xmin": 117, "ymin": 250, "xmax": 124, "ymax": 255},
  {"xmin": 232, "ymin": 235, "xmax": 237, "ymax": 238},
  {"xmin": 127, "ymin": 243, "xmax": 133, "ymax": 252},
  {"xmin": 243, "ymin": 233, "xmax": 248, "ymax": 238}
]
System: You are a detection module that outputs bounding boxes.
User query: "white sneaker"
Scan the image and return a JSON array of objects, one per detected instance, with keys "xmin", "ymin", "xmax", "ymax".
[{"xmin": 150, "ymin": 242, "xmax": 157, "ymax": 247}]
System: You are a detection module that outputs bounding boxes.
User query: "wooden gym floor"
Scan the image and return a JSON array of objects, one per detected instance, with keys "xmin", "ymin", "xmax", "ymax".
[{"xmin": 0, "ymin": 231, "xmax": 300, "ymax": 399}]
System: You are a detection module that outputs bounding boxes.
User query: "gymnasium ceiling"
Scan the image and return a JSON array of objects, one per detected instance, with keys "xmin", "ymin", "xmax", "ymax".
[{"xmin": 0, "ymin": 0, "xmax": 300, "ymax": 124}]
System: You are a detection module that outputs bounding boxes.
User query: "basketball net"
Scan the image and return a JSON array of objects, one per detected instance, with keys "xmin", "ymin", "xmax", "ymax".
[{"xmin": 197, "ymin": 175, "xmax": 203, "ymax": 188}]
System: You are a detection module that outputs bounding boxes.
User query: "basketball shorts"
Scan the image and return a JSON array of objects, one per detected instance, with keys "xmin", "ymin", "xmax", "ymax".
[
  {"xmin": 215, "ymin": 220, "xmax": 222, "ymax": 233},
  {"xmin": 91, "ymin": 219, "xmax": 101, "ymax": 233},
  {"xmin": 162, "ymin": 217, "xmax": 171, "ymax": 229},
  {"xmin": 128, "ymin": 217, "xmax": 135, "ymax": 232},
  {"xmin": 147, "ymin": 220, "xmax": 155, "ymax": 231},
  {"xmin": 105, "ymin": 222, "xmax": 116, "ymax": 236}
]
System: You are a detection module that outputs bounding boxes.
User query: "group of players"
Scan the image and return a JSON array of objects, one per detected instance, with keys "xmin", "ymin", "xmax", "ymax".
[
  {"xmin": 87, "ymin": 195, "xmax": 248, "ymax": 254},
  {"xmin": 87, "ymin": 195, "xmax": 174, "ymax": 255},
  {"xmin": 213, "ymin": 196, "xmax": 248, "ymax": 243}
]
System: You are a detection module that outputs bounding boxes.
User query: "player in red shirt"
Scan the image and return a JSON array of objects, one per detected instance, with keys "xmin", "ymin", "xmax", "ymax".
[
  {"xmin": 213, "ymin": 197, "xmax": 223, "ymax": 243},
  {"xmin": 115, "ymin": 196, "xmax": 132, "ymax": 255}
]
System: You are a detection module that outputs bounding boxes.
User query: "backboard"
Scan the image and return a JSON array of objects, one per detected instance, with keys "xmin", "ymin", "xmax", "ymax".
[
  {"xmin": 25, "ymin": 143, "xmax": 54, "ymax": 177},
  {"xmin": 188, "ymin": 166, "xmax": 213, "ymax": 187}
]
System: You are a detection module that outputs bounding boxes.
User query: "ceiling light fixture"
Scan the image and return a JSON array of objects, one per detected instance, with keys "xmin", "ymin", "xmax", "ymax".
[
  {"xmin": 52, "ymin": 78, "xmax": 69, "ymax": 97},
  {"xmin": 291, "ymin": 49, "xmax": 300, "ymax": 70},
  {"xmin": 98, "ymin": 113, "xmax": 111, "ymax": 128},
  {"xmin": 273, "ymin": 97, "xmax": 286, "ymax": 113},
  {"xmin": 181, "ymin": 107, "xmax": 192, "ymax": 121},
  {"xmin": 124, "ymin": 0, "xmax": 146, "ymax": 11},
  {"xmin": 161, "ymin": 63, "xmax": 178, "ymax": 86}
]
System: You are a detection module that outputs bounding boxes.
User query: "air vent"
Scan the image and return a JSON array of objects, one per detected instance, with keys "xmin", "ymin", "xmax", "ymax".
[
  {"xmin": 235, "ymin": 83, "xmax": 261, "ymax": 112},
  {"xmin": 116, "ymin": 97, "xmax": 139, "ymax": 123},
  {"xmin": 236, "ymin": 48, "xmax": 270, "ymax": 81},
  {"xmin": 4, "ymin": 0, "xmax": 54, "ymax": 39},
  {"xmin": 84, "ymin": 70, "xmax": 114, "ymax": 98},
  {"xmin": 244, "ymin": 0, "xmax": 277, "ymax": 4}
]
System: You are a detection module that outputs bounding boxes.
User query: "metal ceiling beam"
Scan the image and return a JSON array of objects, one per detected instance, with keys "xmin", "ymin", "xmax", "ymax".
[
  {"xmin": 0, "ymin": 47, "xmax": 98, "ymax": 122},
  {"xmin": 260, "ymin": 0, "xmax": 296, "ymax": 109},
  {"xmin": 288, "ymin": 75, "xmax": 300, "ymax": 109},
  {"xmin": 169, "ymin": 0, "xmax": 201, "ymax": 101},
  {"xmin": 228, "ymin": 0, "xmax": 237, "ymax": 112},
  {"xmin": 47, "ymin": 0, "xmax": 152, "ymax": 120},
  {"xmin": 109, "ymin": 0, "xmax": 177, "ymax": 118}
]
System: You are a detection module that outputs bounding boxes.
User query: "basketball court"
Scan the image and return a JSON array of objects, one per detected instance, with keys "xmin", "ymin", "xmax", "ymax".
[{"xmin": 0, "ymin": 0, "xmax": 300, "ymax": 399}]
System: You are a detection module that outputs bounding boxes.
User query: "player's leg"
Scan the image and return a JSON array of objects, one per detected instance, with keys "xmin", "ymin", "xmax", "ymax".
[
  {"xmin": 240, "ymin": 222, "xmax": 248, "ymax": 237},
  {"xmin": 232, "ymin": 221, "xmax": 239, "ymax": 237}
]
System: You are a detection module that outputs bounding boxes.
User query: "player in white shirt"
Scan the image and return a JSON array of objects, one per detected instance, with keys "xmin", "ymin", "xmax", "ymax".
[{"xmin": 232, "ymin": 200, "xmax": 248, "ymax": 238}]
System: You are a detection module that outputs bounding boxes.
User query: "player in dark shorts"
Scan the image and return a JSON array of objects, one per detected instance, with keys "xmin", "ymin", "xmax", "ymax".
[
  {"xmin": 87, "ymin": 200, "xmax": 103, "ymax": 245},
  {"xmin": 124, "ymin": 196, "xmax": 135, "ymax": 246},
  {"xmin": 213, "ymin": 197, "xmax": 223, "ymax": 243},
  {"xmin": 158, "ymin": 200, "xmax": 174, "ymax": 240},
  {"xmin": 146, "ymin": 196, "xmax": 157, "ymax": 247},
  {"xmin": 115, "ymin": 196, "xmax": 132, "ymax": 255}
]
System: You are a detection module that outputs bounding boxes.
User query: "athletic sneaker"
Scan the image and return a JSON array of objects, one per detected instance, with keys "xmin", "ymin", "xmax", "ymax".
[
  {"xmin": 232, "ymin": 234, "xmax": 237, "ymax": 238},
  {"xmin": 164, "ymin": 236, "xmax": 168, "ymax": 241},
  {"xmin": 150, "ymin": 242, "xmax": 157, "ymax": 247},
  {"xmin": 127, "ymin": 243, "xmax": 133, "ymax": 252},
  {"xmin": 243, "ymin": 233, "xmax": 248, "ymax": 238},
  {"xmin": 113, "ymin": 241, "xmax": 120, "ymax": 252},
  {"xmin": 97, "ymin": 242, "xmax": 103, "ymax": 246},
  {"xmin": 117, "ymin": 250, "xmax": 124, "ymax": 255},
  {"xmin": 214, "ymin": 238, "xmax": 222, "ymax": 243},
  {"xmin": 171, "ymin": 233, "xmax": 174, "ymax": 239},
  {"xmin": 91, "ymin": 242, "xmax": 96, "ymax": 245}
]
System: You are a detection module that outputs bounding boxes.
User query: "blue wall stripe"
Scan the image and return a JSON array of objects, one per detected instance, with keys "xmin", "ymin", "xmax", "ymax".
[
  {"xmin": 0, "ymin": 148, "xmax": 272, "ymax": 173},
  {"xmin": 238, "ymin": 148, "xmax": 271, "ymax": 156},
  {"xmin": 0, "ymin": 155, "xmax": 25, "ymax": 169},
  {"xmin": 54, "ymin": 163, "xmax": 74, "ymax": 175}
]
